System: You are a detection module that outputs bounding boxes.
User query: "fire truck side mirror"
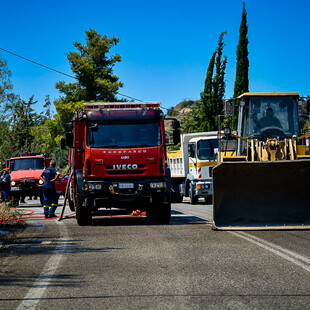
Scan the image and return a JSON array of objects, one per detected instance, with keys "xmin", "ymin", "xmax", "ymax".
[
  {"xmin": 2, "ymin": 163, "xmax": 5, "ymax": 169},
  {"xmin": 65, "ymin": 132, "xmax": 74, "ymax": 148},
  {"xmin": 65, "ymin": 122, "xmax": 73, "ymax": 132},
  {"xmin": 173, "ymin": 128, "xmax": 180, "ymax": 145},
  {"xmin": 172, "ymin": 119, "xmax": 180, "ymax": 129},
  {"xmin": 61, "ymin": 138, "xmax": 67, "ymax": 150},
  {"xmin": 307, "ymin": 99, "xmax": 310, "ymax": 114}
]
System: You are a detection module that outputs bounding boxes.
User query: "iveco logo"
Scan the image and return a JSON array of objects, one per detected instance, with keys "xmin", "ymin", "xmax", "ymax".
[
  {"xmin": 113, "ymin": 164, "xmax": 138, "ymax": 170},
  {"xmin": 121, "ymin": 156, "xmax": 129, "ymax": 159}
]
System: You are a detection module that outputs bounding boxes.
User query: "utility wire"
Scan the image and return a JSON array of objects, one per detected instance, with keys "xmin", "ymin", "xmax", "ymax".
[
  {"xmin": 0, "ymin": 47, "xmax": 143, "ymax": 102},
  {"xmin": 0, "ymin": 47, "xmax": 75, "ymax": 79}
]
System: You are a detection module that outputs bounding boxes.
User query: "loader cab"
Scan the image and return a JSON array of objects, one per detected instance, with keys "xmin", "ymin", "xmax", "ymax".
[{"xmin": 237, "ymin": 93, "xmax": 300, "ymax": 154}]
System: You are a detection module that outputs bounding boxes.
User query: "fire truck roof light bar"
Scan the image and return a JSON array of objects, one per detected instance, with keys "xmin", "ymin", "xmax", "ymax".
[{"xmin": 83, "ymin": 102, "xmax": 161, "ymax": 110}]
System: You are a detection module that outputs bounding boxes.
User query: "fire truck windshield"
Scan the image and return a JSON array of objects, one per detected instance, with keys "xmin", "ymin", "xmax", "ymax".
[
  {"xmin": 87, "ymin": 120, "xmax": 161, "ymax": 148},
  {"xmin": 10, "ymin": 158, "xmax": 44, "ymax": 171}
]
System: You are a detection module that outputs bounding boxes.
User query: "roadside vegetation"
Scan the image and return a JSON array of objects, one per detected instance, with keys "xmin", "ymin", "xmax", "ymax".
[{"xmin": 0, "ymin": 202, "xmax": 25, "ymax": 247}]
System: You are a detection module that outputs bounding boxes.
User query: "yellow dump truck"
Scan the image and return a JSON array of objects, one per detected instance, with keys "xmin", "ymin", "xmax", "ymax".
[{"xmin": 213, "ymin": 92, "xmax": 310, "ymax": 230}]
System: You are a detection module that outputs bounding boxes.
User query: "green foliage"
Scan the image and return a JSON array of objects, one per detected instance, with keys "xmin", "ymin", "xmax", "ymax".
[
  {"xmin": 56, "ymin": 28, "xmax": 123, "ymax": 103},
  {"xmin": 167, "ymin": 142, "xmax": 181, "ymax": 152},
  {"xmin": 30, "ymin": 29, "xmax": 124, "ymax": 168},
  {"xmin": 0, "ymin": 58, "xmax": 13, "ymax": 106},
  {"xmin": 200, "ymin": 32, "xmax": 227, "ymax": 132},
  {"xmin": 181, "ymin": 104, "xmax": 202, "ymax": 133}
]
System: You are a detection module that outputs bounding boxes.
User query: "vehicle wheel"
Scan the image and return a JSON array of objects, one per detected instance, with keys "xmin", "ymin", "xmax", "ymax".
[
  {"xmin": 190, "ymin": 184, "xmax": 198, "ymax": 205},
  {"xmin": 156, "ymin": 199, "xmax": 171, "ymax": 224},
  {"xmin": 147, "ymin": 195, "xmax": 171, "ymax": 224},
  {"xmin": 11, "ymin": 195, "xmax": 19, "ymax": 208},
  {"xmin": 205, "ymin": 195, "xmax": 212, "ymax": 204},
  {"xmin": 171, "ymin": 191, "xmax": 182, "ymax": 203},
  {"xmin": 75, "ymin": 194, "xmax": 92, "ymax": 226}
]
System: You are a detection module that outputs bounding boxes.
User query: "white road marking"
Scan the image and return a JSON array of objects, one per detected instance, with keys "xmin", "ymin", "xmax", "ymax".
[
  {"xmin": 16, "ymin": 220, "xmax": 69, "ymax": 310},
  {"xmin": 231, "ymin": 231, "xmax": 310, "ymax": 273}
]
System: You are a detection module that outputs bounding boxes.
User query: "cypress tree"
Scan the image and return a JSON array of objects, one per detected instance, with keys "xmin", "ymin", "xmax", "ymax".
[{"xmin": 233, "ymin": 2, "xmax": 249, "ymax": 98}]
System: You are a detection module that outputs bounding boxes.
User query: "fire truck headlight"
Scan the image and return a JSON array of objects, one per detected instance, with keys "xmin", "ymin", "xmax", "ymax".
[
  {"xmin": 39, "ymin": 179, "xmax": 44, "ymax": 185},
  {"xmin": 150, "ymin": 182, "xmax": 166, "ymax": 189},
  {"xmin": 86, "ymin": 183, "xmax": 103, "ymax": 191},
  {"xmin": 95, "ymin": 184, "xmax": 102, "ymax": 190},
  {"xmin": 11, "ymin": 181, "xmax": 16, "ymax": 186}
]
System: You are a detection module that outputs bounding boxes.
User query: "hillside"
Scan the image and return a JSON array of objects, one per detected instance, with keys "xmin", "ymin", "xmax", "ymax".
[
  {"xmin": 165, "ymin": 100, "xmax": 199, "ymax": 142},
  {"xmin": 166, "ymin": 100, "xmax": 198, "ymax": 123}
]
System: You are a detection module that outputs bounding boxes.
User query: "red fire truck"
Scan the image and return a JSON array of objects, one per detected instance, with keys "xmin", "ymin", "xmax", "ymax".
[
  {"xmin": 7, "ymin": 152, "xmax": 52, "ymax": 206},
  {"xmin": 61, "ymin": 102, "xmax": 180, "ymax": 225},
  {"xmin": 3, "ymin": 152, "xmax": 68, "ymax": 205}
]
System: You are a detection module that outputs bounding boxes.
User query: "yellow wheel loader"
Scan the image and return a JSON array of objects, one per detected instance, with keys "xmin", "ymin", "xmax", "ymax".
[{"xmin": 213, "ymin": 92, "xmax": 310, "ymax": 230}]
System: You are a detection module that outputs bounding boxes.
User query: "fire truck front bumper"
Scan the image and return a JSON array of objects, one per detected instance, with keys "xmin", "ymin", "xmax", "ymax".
[{"xmin": 82, "ymin": 179, "xmax": 168, "ymax": 199}]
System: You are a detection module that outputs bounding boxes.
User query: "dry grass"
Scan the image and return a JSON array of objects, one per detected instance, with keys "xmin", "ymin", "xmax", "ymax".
[{"xmin": 0, "ymin": 201, "xmax": 25, "ymax": 246}]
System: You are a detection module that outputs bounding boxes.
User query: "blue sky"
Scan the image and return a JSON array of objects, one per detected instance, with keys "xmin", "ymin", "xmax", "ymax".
[{"xmin": 1, "ymin": 0, "xmax": 310, "ymax": 112}]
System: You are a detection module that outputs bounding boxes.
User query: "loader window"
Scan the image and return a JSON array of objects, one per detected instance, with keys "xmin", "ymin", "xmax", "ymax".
[
  {"xmin": 197, "ymin": 139, "xmax": 219, "ymax": 160},
  {"xmin": 87, "ymin": 120, "xmax": 161, "ymax": 148},
  {"xmin": 249, "ymin": 96, "xmax": 299, "ymax": 139}
]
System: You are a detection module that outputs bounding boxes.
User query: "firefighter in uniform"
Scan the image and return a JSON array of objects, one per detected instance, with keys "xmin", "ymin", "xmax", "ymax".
[
  {"xmin": 40, "ymin": 159, "xmax": 60, "ymax": 218},
  {"xmin": 1, "ymin": 168, "xmax": 11, "ymax": 202}
]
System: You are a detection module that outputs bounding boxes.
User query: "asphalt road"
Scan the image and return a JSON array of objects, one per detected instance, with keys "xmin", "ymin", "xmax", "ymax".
[{"xmin": 1, "ymin": 198, "xmax": 310, "ymax": 309}]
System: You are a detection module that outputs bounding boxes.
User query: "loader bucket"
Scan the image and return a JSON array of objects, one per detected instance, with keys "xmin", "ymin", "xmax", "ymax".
[{"xmin": 213, "ymin": 160, "xmax": 310, "ymax": 230}]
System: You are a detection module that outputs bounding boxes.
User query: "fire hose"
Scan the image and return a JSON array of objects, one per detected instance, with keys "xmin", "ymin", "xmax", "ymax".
[{"xmin": 58, "ymin": 170, "xmax": 74, "ymax": 221}]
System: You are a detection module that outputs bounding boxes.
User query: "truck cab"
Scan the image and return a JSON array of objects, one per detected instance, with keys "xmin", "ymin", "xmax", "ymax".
[{"xmin": 168, "ymin": 131, "xmax": 219, "ymax": 204}]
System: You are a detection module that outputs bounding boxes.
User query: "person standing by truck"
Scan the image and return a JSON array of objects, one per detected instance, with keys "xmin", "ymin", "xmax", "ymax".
[
  {"xmin": 0, "ymin": 168, "xmax": 11, "ymax": 202},
  {"xmin": 40, "ymin": 159, "xmax": 60, "ymax": 218}
]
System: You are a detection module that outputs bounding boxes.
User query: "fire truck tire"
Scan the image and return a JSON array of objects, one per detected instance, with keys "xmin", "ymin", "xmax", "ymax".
[
  {"xmin": 156, "ymin": 201, "xmax": 171, "ymax": 224},
  {"xmin": 190, "ymin": 184, "xmax": 198, "ymax": 205},
  {"xmin": 11, "ymin": 195, "xmax": 19, "ymax": 208},
  {"xmin": 171, "ymin": 191, "xmax": 183, "ymax": 203},
  {"xmin": 148, "ymin": 196, "xmax": 171, "ymax": 224},
  {"xmin": 75, "ymin": 195, "xmax": 92, "ymax": 226}
]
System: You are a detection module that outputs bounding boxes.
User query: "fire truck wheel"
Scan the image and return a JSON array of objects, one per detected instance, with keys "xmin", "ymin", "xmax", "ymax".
[
  {"xmin": 190, "ymin": 184, "xmax": 198, "ymax": 205},
  {"xmin": 156, "ymin": 201, "xmax": 171, "ymax": 224},
  {"xmin": 75, "ymin": 195, "xmax": 92, "ymax": 226},
  {"xmin": 11, "ymin": 195, "xmax": 19, "ymax": 208},
  {"xmin": 148, "ymin": 196, "xmax": 171, "ymax": 224}
]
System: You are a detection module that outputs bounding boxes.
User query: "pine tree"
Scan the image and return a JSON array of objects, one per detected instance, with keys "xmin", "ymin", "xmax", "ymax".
[{"xmin": 233, "ymin": 2, "xmax": 249, "ymax": 98}]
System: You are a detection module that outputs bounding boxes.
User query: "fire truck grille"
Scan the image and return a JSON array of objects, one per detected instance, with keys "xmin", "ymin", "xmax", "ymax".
[
  {"xmin": 20, "ymin": 180, "xmax": 37, "ymax": 190},
  {"xmin": 106, "ymin": 170, "xmax": 144, "ymax": 175}
]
